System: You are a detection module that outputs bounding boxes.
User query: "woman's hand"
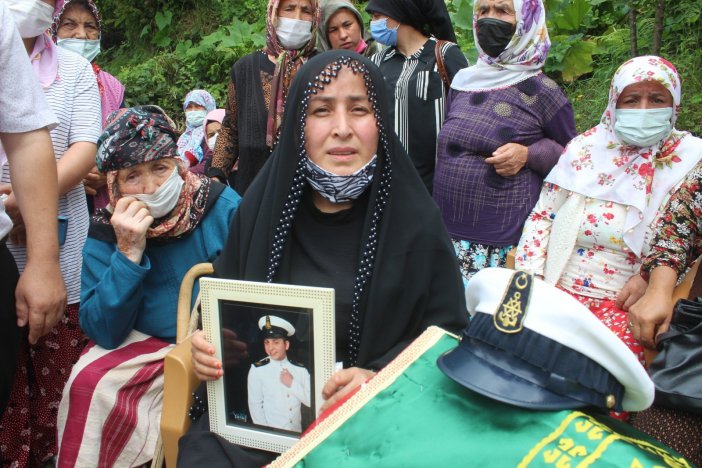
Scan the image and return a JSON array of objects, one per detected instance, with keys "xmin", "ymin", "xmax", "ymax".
[
  {"xmin": 83, "ymin": 167, "xmax": 107, "ymax": 196},
  {"xmin": 615, "ymin": 273, "xmax": 647, "ymax": 311},
  {"xmin": 320, "ymin": 367, "xmax": 376, "ymax": 413},
  {"xmin": 0, "ymin": 187, "xmax": 27, "ymax": 246},
  {"xmin": 485, "ymin": 143, "xmax": 528, "ymax": 177},
  {"xmin": 191, "ymin": 330, "xmax": 223, "ymax": 381},
  {"xmin": 111, "ymin": 197, "xmax": 152, "ymax": 264},
  {"xmin": 628, "ymin": 288, "xmax": 674, "ymax": 350}
]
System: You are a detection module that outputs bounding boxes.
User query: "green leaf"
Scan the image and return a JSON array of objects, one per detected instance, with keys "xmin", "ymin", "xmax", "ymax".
[
  {"xmin": 450, "ymin": 0, "xmax": 473, "ymax": 30},
  {"xmin": 139, "ymin": 24, "xmax": 151, "ymax": 38},
  {"xmin": 561, "ymin": 40, "xmax": 597, "ymax": 82},
  {"xmin": 155, "ymin": 10, "xmax": 174, "ymax": 31},
  {"xmin": 551, "ymin": 0, "xmax": 592, "ymax": 34}
]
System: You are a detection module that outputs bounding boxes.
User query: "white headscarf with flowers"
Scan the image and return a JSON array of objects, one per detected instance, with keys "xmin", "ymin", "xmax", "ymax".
[
  {"xmin": 451, "ymin": 0, "xmax": 550, "ymax": 92},
  {"xmin": 546, "ymin": 56, "xmax": 702, "ymax": 256}
]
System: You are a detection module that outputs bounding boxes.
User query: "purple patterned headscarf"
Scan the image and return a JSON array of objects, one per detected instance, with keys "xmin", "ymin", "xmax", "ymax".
[{"xmin": 451, "ymin": 0, "xmax": 550, "ymax": 92}]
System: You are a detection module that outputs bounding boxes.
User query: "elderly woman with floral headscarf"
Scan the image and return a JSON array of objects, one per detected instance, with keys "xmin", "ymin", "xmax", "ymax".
[
  {"xmin": 433, "ymin": 0, "xmax": 576, "ymax": 284},
  {"xmin": 54, "ymin": 107, "xmax": 240, "ymax": 467},
  {"xmin": 517, "ymin": 56, "xmax": 702, "ymax": 375},
  {"xmin": 1, "ymin": 0, "xmax": 101, "ymax": 465},
  {"xmin": 207, "ymin": 0, "xmax": 320, "ymax": 194},
  {"xmin": 177, "ymin": 89, "xmax": 217, "ymax": 167},
  {"xmin": 366, "ymin": 0, "xmax": 468, "ymax": 193},
  {"xmin": 52, "ymin": 0, "xmax": 127, "ymax": 212}
]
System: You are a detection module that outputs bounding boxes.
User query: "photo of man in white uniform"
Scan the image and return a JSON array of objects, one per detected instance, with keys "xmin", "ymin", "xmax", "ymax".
[{"xmin": 247, "ymin": 315, "xmax": 311, "ymax": 432}]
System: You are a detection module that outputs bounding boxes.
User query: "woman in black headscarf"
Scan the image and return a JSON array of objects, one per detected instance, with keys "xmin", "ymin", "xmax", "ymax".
[
  {"xmin": 366, "ymin": 0, "xmax": 468, "ymax": 193},
  {"xmin": 180, "ymin": 50, "xmax": 467, "ymax": 466}
]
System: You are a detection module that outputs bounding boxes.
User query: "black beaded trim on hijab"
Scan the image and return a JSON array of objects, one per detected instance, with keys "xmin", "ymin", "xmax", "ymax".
[{"xmin": 265, "ymin": 57, "xmax": 393, "ymax": 367}]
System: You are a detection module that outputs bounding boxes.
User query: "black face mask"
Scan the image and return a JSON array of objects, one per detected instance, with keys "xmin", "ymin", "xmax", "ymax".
[{"xmin": 476, "ymin": 18, "xmax": 515, "ymax": 58}]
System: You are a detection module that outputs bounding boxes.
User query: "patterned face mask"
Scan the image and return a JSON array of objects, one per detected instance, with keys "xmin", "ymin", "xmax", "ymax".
[{"xmin": 303, "ymin": 155, "xmax": 378, "ymax": 203}]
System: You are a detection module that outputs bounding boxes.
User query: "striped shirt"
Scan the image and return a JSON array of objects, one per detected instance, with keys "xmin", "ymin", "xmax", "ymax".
[
  {"xmin": 371, "ymin": 38, "xmax": 468, "ymax": 193},
  {"xmin": 2, "ymin": 48, "xmax": 102, "ymax": 303}
]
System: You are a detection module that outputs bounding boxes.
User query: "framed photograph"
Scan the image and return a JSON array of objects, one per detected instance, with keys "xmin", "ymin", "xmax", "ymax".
[{"xmin": 200, "ymin": 278, "xmax": 335, "ymax": 453}]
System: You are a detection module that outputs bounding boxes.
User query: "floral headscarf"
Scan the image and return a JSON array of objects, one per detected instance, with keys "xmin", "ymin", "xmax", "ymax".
[
  {"xmin": 451, "ymin": 0, "xmax": 549, "ymax": 92},
  {"xmin": 546, "ymin": 56, "xmax": 702, "ymax": 256},
  {"xmin": 264, "ymin": 0, "xmax": 321, "ymax": 147},
  {"xmin": 51, "ymin": 0, "xmax": 101, "ymax": 39},
  {"xmin": 176, "ymin": 90, "xmax": 217, "ymax": 165},
  {"xmin": 95, "ymin": 107, "xmax": 213, "ymax": 240}
]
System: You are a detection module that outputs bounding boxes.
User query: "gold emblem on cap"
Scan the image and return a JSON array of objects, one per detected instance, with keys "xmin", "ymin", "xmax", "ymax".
[
  {"xmin": 265, "ymin": 316, "xmax": 272, "ymax": 330},
  {"xmin": 605, "ymin": 394, "xmax": 616, "ymax": 409},
  {"xmin": 494, "ymin": 271, "xmax": 533, "ymax": 334}
]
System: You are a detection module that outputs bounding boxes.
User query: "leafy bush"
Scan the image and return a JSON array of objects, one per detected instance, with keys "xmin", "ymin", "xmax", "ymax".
[{"xmin": 98, "ymin": 0, "xmax": 267, "ymax": 124}]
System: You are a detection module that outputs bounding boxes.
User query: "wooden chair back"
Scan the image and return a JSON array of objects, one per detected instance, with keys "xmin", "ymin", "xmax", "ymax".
[{"xmin": 160, "ymin": 262, "xmax": 214, "ymax": 468}]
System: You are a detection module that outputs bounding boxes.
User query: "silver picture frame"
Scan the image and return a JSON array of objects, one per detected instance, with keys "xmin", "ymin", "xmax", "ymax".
[{"xmin": 200, "ymin": 278, "xmax": 335, "ymax": 453}]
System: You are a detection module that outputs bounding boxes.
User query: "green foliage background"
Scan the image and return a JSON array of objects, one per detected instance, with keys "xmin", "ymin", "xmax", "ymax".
[{"xmin": 98, "ymin": 0, "xmax": 702, "ymax": 135}]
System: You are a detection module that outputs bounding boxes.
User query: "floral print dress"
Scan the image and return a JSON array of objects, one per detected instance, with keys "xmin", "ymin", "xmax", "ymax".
[
  {"xmin": 517, "ymin": 182, "xmax": 665, "ymax": 367},
  {"xmin": 642, "ymin": 163, "xmax": 702, "ymax": 280},
  {"xmin": 519, "ymin": 183, "xmax": 653, "ymax": 301}
]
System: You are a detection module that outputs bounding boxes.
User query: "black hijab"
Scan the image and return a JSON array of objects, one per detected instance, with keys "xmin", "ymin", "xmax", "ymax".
[
  {"xmin": 214, "ymin": 50, "xmax": 466, "ymax": 369},
  {"xmin": 366, "ymin": 0, "xmax": 457, "ymax": 42}
]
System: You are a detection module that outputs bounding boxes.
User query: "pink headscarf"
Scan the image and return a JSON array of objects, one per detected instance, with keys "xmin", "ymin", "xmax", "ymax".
[{"xmin": 202, "ymin": 109, "xmax": 225, "ymax": 151}]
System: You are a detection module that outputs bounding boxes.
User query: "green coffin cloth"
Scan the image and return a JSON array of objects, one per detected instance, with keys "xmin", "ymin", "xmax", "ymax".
[{"xmin": 272, "ymin": 327, "xmax": 693, "ymax": 468}]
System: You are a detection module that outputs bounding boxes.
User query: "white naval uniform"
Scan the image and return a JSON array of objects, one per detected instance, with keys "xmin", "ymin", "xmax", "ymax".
[{"xmin": 247, "ymin": 356, "xmax": 311, "ymax": 432}]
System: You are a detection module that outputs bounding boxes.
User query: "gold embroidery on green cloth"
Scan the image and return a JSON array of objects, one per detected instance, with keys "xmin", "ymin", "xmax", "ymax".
[{"xmin": 518, "ymin": 412, "xmax": 692, "ymax": 468}]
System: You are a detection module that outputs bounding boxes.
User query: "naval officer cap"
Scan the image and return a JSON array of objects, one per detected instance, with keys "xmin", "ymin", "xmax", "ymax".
[
  {"xmin": 437, "ymin": 268, "xmax": 654, "ymax": 413},
  {"xmin": 259, "ymin": 315, "xmax": 295, "ymax": 340}
]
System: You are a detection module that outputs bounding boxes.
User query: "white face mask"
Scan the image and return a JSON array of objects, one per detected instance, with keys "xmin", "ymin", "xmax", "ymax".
[
  {"xmin": 276, "ymin": 17, "xmax": 313, "ymax": 50},
  {"xmin": 6, "ymin": 0, "xmax": 55, "ymax": 39},
  {"xmin": 207, "ymin": 134, "xmax": 218, "ymax": 150},
  {"xmin": 133, "ymin": 167, "xmax": 184, "ymax": 219},
  {"xmin": 56, "ymin": 38, "xmax": 101, "ymax": 62}
]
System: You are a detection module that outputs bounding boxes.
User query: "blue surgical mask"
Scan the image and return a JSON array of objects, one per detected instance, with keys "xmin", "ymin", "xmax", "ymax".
[
  {"xmin": 185, "ymin": 110, "xmax": 207, "ymax": 128},
  {"xmin": 370, "ymin": 18, "xmax": 398, "ymax": 47},
  {"xmin": 57, "ymin": 38, "xmax": 101, "ymax": 63},
  {"xmin": 614, "ymin": 107, "xmax": 673, "ymax": 147}
]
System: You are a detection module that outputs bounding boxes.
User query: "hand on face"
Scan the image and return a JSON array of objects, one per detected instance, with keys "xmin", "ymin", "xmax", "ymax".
[{"xmin": 111, "ymin": 196, "xmax": 153, "ymax": 264}]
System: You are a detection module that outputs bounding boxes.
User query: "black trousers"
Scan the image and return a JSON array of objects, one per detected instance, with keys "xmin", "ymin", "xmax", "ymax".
[{"xmin": 0, "ymin": 243, "xmax": 19, "ymax": 415}]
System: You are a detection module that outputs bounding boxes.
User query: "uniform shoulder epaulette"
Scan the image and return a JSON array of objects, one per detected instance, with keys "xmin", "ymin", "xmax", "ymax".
[
  {"xmin": 289, "ymin": 359, "xmax": 306, "ymax": 368},
  {"xmin": 254, "ymin": 357, "xmax": 270, "ymax": 367}
]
